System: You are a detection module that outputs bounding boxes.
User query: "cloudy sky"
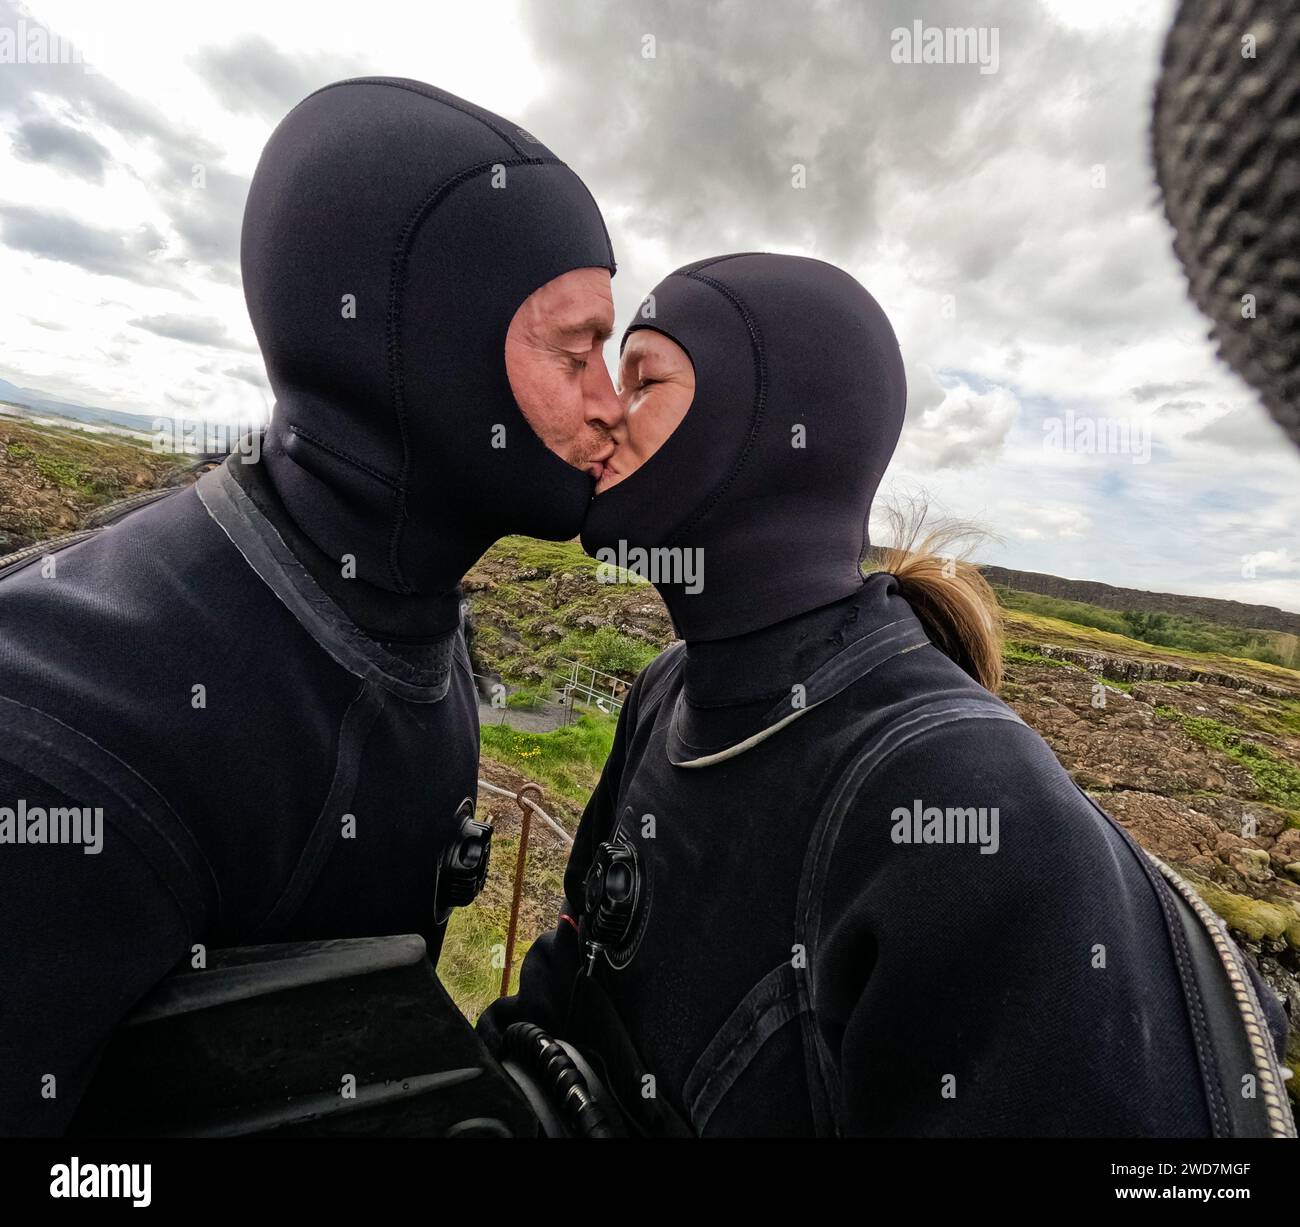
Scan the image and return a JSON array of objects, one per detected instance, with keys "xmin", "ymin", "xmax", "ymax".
[{"xmin": 2, "ymin": 0, "xmax": 1298, "ymax": 611}]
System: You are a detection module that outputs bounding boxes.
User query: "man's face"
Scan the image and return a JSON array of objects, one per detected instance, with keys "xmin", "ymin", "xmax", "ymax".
[{"xmin": 505, "ymin": 267, "xmax": 623, "ymax": 482}]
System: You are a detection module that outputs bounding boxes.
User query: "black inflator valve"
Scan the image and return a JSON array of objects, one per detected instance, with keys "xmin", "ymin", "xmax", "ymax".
[{"xmin": 436, "ymin": 798, "xmax": 492, "ymax": 919}]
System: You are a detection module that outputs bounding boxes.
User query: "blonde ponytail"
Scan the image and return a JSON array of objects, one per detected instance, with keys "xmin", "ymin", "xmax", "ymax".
[{"xmin": 868, "ymin": 501, "xmax": 1004, "ymax": 693}]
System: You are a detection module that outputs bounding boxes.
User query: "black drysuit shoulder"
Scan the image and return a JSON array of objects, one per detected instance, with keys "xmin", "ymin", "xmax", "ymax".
[
  {"xmin": 808, "ymin": 708, "xmax": 1220, "ymax": 1136},
  {"xmin": 0, "ymin": 478, "xmax": 480, "ymax": 1134}
]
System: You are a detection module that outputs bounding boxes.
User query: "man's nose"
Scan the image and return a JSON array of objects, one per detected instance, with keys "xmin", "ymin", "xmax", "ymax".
[{"xmin": 585, "ymin": 354, "xmax": 625, "ymax": 430}]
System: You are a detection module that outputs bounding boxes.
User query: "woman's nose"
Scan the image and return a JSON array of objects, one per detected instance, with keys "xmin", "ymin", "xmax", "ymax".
[{"xmin": 585, "ymin": 354, "xmax": 625, "ymax": 431}]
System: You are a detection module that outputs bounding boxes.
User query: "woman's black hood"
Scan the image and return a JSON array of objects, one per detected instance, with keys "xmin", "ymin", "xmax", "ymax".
[
  {"xmin": 242, "ymin": 77, "xmax": 616, "ymax": 596},
  {"xmin": 581, "ymin": 253, "xmax": 906, "ymax": 641}
]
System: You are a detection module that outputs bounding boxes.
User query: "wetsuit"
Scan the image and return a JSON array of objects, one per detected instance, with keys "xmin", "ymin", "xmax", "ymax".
[
  {"xmin": 0, "ymin": 76, "xmax": 615, "ymax": 1135},
  {"xmin": 480, "ymin": 254, "xmax": 1294, "ymax": 1137}
]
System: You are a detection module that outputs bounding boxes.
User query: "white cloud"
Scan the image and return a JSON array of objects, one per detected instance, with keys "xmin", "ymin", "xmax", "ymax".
[
  {"xmin": 1004, "ymin": 501, "xmax": 1094, "ymax": 541},
  {"xmin": 898, "ymin": 378, "xmax": 1020, "ymax": 469}
]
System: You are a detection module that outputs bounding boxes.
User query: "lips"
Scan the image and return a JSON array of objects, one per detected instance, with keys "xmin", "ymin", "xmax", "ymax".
[
  {"xmin": 583, "ymin": 438, "xmax": 617, "ymax": 484},
  {"xmin": 594, "ymin": 460, "xmax": 623, "ymax": 494}
]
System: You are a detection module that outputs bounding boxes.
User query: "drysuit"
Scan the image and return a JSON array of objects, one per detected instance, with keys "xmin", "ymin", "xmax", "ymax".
[
  {"xmin": 0, "ymin": 77, "xmax": 615, "ymax": 1135},
  {"xmin": 479, "ymin": 254, "xmax": 1295, "ymax": 1137}
]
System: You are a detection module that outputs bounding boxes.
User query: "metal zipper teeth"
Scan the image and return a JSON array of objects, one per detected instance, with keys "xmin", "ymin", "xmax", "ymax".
[{"xmin": 1151, "ymin": 855, "xmax": 1297, "ymax": 1139}]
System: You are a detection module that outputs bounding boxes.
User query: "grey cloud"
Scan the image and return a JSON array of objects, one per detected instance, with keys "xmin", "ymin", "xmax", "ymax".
[
  {"xmin": 10, "ymin": 116, "xmax": 110, "ymax": 180},
  {"xmin": 0, "ymin": 205, "xmax": 174, "ymax": 286},
  {"xmin": 1131, "ymin": 379, "xmax": 1209, "ymax": 402},
  {"xmin": 222, "ymin": 363, "xmax": 269, "ymax": 387},
  {"xmin": 0, "ymin": 1, "xmax": 223, "ymax": 165},
  {"xmin": 173, "ymin": 35, "xmax": 365, "ymax": 280},
  {"xmin": 129, "ymin": 313, "xmax": 254, "ymax": 350},
  {"xmin": 1185, "ymin": 406, "xmax": 1294, "ymax": 454},
  {"xmin": 128, "ymin": 223, "xmax": 167, "ymax": 259},
  {"xmin": 519, "ymin": 0, "xmax": 1175, "ymax": 347},
  {"xmin": 191, "ymin": 34, "xmax": 366, "ymax": 122},
  {"xmin": 0, "ymin": 0, "xmax": 241, "ymax": 280},
  {"xmin": 156, "ymin": 156, "xmax": 249, "ymax": 282}
]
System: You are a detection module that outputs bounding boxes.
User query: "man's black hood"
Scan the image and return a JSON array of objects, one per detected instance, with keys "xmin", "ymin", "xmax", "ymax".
[
  {"xmin": 581, "ymin": 253, "xmax": 906, "ymax": 641},
  {"xmin": 242, "ymin": 77, "xmax": 616, "ymax": 595}
]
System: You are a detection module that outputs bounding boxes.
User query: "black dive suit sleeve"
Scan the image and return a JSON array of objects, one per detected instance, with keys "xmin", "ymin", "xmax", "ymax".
[
  {"xmin": 475, "ymin": 671, "xmax": 644, "ymax": 1053},
  {"xmin": 0, "ymin": 760, "xmax": 191, "ymax": 1136},
  {"xmin": 812, "ymin": 716, "xmax": 1226, "ymax": 1138}
]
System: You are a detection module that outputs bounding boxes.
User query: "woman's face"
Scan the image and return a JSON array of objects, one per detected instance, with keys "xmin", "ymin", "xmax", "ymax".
[{"xmin": 595, "ymin": 328, "xmax": 695, "ymax": 493}]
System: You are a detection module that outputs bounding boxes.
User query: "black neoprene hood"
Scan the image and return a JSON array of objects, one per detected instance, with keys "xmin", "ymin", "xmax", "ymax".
[
  {"xmin": 241, "ymin": 77, "xmax": 616, "ymax": 595},
  {"xmin": 581, "ymin": 253, "xmax": 907, "ymax": 641}
]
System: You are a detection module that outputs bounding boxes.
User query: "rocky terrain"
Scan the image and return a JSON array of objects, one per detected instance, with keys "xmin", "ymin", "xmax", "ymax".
[{"xmin": 0, "ymin": 418, "xmax": 183, "ymax": 555}]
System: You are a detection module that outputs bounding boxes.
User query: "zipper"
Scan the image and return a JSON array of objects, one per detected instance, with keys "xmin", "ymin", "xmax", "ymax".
[
  {"xmin": 0, "ymin": 529, "xmax": 101, "ymax": 577},
  {"xmin": 1148, "ymin": 853, "xmax": 1297, "ymax": 1138}
]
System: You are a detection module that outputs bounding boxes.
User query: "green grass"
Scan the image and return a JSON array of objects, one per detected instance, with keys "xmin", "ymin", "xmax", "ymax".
[
  {"xmin": 995, "ymin": 586, "xmax": 1292, "ymax": 667},
  {"xmin": 1234, "ymin": 699, "xmax": 1300, "ymax": 740},
  {"xmin": 479, "ymin": 713, "xmax": 618, "ymax": 810},
  {"xmin": 1156, "ymin": 707, "xmax": 1300, "ymax": 812},
  {"xmin": 995, "ymin": 586, "xmax": 1134, "ymax": 636},
  {"xmin": 439, "ymin": 895, "xmax": 515, "ymax": 1024},
  {"xmin": 6, "ymin": 434, "xmax": 134, "ymax": 498},
  {"xmin": 493, "ymin": 534, "xmax": 598, "ymax": 575},
  {"xmin": 1002, "ymin": 606, "xmax": 1300, "ymax": 686},
  {"xmin": 34, "ymin": 453, "xmax": 113, "ymax": 495},
  {"xmin": 1180, "ymin": 871, "xmax": 1300, "ymax": 949},
  {"xmin": 505, "ymin": 683, "xmax": 551, "ymax": 710},
  {"xmin": 438, "ymin": 847, "xmax": 539, "ymax": 1026},
  {"xmin": 1002, "ymin": 641, "xmax": 1077, "ymax": 669},
  {"xmin": 557, "ymin": 624, "xmax": 660, "ymax": 676}
]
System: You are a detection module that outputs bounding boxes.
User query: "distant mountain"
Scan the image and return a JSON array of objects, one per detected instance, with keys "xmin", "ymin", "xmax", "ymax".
[{"xmin": 0, "ymin": 377, "xmax": 161, "ymax": 434}]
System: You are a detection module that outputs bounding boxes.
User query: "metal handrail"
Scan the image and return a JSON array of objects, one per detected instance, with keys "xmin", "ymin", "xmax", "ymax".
[
  {"xmin": 477, "ymin": 778, "xmax": 572, "ymax": 847},
  {"xmin": 557, "ymin": 657, "xmax": 625, "ymax": 720},
  {"xmin": 557, "ymin": 657, "xmax": 625, "ymax": 690}
]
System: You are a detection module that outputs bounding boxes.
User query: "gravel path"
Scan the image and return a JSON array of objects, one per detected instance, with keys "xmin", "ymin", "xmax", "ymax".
[{"xmin": 477, "ymin": 700, "xmax": 569, "ymax": 733}]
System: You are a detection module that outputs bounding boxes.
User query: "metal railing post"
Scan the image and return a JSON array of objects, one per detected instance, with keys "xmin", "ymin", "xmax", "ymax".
[{"xmin": 501, "ymin": 781, "xmax": 543, "ymax": 999}]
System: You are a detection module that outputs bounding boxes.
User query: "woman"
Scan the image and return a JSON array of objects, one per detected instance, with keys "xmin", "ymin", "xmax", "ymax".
[{"xmin": 480, "ymin": 253, "xmax": 1294, "ymax": 1138}]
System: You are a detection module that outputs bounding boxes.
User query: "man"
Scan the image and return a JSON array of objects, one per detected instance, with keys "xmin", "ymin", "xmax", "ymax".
[{"xmin": 0, "ymin": 76, "xmax": 621, "ymax": 1135}]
